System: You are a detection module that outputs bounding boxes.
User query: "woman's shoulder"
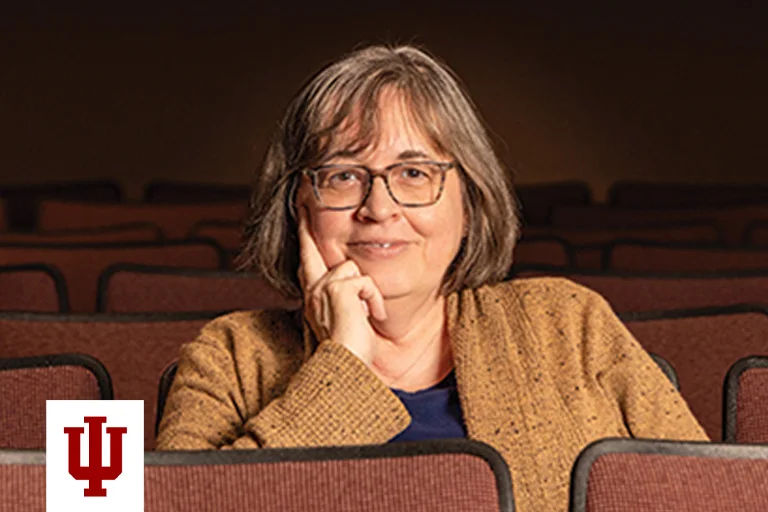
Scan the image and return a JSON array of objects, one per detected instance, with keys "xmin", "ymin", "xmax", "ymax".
[
  {"xmin": 480, "ymin": 276, "xmax": 611, "ymax": 313},
  {"xmin": 475, "ymin": 277, "xmax": 620, "ymax": 355},
  {"xmin": 193, "ymin": 308, "xmax": 305, "ymax": 356}
]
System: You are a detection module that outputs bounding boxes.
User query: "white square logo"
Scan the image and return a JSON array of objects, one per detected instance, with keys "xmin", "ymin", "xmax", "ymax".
[{"xmin": 46, "ymin": 400, "xmax": 144, "ymax": 512}]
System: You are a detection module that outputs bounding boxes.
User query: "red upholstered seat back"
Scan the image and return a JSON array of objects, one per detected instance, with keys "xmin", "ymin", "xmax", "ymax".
[
  {"xmin": 98, "ymin": 265, "xmax": 299, "ymax": 313},
  {"xmin": 514, "ymin": 270, "xmax": 768, "ymax": 313},
  {"xmin": 0, "ymin": 241, "xmax": 226, "ymax": 312},
  {"xmin": 607, "ymin": 242, "xmax": 768, "ymax": 273},
  {"xmin": 0, "ymin": 354, "xmax": 111, "ymax": 449},
  {"xmin": 144, "ymin": 441, "xmax": 513, "ymax": 512},
  {"xmin": 514, "ymin": 236, "xmax": 575, "ymax": 267},
  {"xmin": 0, "ymin": 180, "xmax": 121, "ymax": 231},
  {"xmin": 0, "ymin": 441, "xmax": 513, "ymax": 512},
  {"xmin": 523, "ymin": 223, "xmax": 721, "ymax": 270},
  {"xmin": 570, "ymin": 439, "xmax": 768, "ymax": 512},
  {"xmin": 550, "ymin": 203, "xmax": 768, "ymax": 246},
  {"xmin": 37, "ymin": 200, "xmax": 246, "ymax": 239},
  {"xmin": 0, "ymin": 264, "xmax": 66, "ymax": 312},
  {"xmin": 622, "ymin": 306, "xmax": 768, "ymax": 440},
  {"xmin": 0, "ymin": 313, "xmax": 216, "ymax": 449}
]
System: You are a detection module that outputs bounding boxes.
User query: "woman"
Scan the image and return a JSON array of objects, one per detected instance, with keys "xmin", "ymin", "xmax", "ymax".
[{"xmin": 157, "ymin": 45, "xmax": 707, "ymax": 511}]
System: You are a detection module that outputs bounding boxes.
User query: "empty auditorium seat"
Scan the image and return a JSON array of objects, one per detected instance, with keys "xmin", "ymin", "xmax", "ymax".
[
  {"xmin": 550, "ymin": 203, "xmax": 768, "ymax": 246},
  {"xmin": 516, "ymin": 181, "xmax": 592, "ymax": 225},
  {"xmin": 724, "ymin": 356, "xmax": 768, "ymax": 444},
  {"xmin": 0, "ymin": 180, "xmax": 121, "ymax": 231},
  {"xmin": 0, "ymin": 240, "xmax": 227, "ymax": 312},
  {"xmin": 522, "ymin": 223, "xmax": 720, "ymax": 270},
  {"xmin": 620, "ymin": 304, "xmax": 768, "ymax": 440},
  {"xmin": 0, "ymin": 264, "xmax": 68, "ymax": 312},
  {"xmin": 143, "ymin": 180, "xmax": 250, "ymax": 204},
  {"xmin": 97, "ymin": 264, "xmax": 299, "ymax": 313},
  {"xmin": 0, "ymin": 440, "xmax": 513, "ymax": 512},
  {"xmin": 513, "ymin": 236, "xmax": 576, "ymax": 269},
  {"xmin": 605, "ymin": 241, "xmax": 768, "ymax": 273},
  {"xmin": 0, "ymin": 354, "xmax": 112, "ymax": 449},
  {"xmin": 0, "ymin": 312, "xmax": 218, "ymax": 449},
  {"xmin": 512, "ymin": 268, "xmax": 768, "ymax": 313},
  {"xmin": 37, "ymin": 200, "xmax": 247, "ymax": 239},
  {"xmin": 608, "ymin": 181, "xmax": 768, "ymax": 208},
  {"xmin": 0, "ymin": 223, "xmax": 163, "ymax": 244},
  {"xmin": 569, "ymin": 438, "xmax": 768, "ymax": 512},
  {"xmin": 145, "ymin": 440, "xmax": 514, "ymax": 512}
]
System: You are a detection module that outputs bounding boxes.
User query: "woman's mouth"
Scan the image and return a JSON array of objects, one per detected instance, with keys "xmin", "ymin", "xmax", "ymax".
[{"xmin": 348, "ymin": 241, "xmax": 410, "ymax": 259}]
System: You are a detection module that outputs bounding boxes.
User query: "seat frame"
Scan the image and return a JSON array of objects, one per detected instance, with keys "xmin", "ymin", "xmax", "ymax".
[{"xmin": 723, "ymin": 355, "xmax": 768, "ymax": 442}]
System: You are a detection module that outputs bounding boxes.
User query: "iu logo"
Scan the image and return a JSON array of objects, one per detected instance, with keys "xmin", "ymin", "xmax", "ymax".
[
  {"xmin": 47, "ymin": 400, "xmax": 144, "ymax": 512},
  {"xmin": 64, "ymin": 416, "xmax": 128, "ymax": 497}
]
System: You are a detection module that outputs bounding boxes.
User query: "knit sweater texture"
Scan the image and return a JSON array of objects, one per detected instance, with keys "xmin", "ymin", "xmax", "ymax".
[{"xmin": 157, "ymin": 277, "xmax": 708, "ymax": 511}]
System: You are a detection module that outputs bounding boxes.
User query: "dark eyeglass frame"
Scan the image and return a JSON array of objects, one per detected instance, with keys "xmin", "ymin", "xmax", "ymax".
[{"xmin": 303, "ymin": 160, "xmax": 457, "ymax": 210}]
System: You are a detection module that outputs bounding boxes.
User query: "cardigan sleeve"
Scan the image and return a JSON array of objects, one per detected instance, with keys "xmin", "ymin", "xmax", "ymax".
[
  {"xmin": 585, "ymin": 294, "xmax": 710, "ymax": 442},
  {"xmin": 155, "ymin": 314, "xmax": 410, "ymax": 451}
]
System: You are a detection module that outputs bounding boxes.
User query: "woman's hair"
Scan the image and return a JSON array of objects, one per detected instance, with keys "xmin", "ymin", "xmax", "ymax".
[{"xmin": 237, "ymin": 44, "xmax": 520, "ymax": 299}]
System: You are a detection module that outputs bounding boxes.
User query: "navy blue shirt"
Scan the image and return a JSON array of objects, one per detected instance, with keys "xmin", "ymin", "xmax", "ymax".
[{"xmin": 389, "ymin": 371, "xmax": 467, "ymax": 442}]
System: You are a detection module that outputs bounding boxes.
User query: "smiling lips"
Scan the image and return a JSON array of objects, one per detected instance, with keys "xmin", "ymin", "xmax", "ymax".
[{"xmin": 348, "ymin": 240, "xmax": 411, "ymax": 258}]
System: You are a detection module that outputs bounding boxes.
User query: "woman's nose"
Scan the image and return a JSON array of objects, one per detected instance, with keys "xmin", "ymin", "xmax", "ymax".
[{"xmin": 356, "ymin": 175, "xmax": 399, "ymax": 222}]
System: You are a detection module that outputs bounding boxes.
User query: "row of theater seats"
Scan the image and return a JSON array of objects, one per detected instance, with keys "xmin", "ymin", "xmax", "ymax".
[
  {"xmin": 1, "ymin": 234, "xmax": 767, "ymax": 313},
  {"xmin": 0, "ymin": 262, "xmax": 296, "ymax": 313},
  {"xmin": 515, "ymin": 235, "xmax": 768, "ymax": 272},
  {"xmin": 0, "ymin": 179, "xmax": 766, "ymax": 509},
  {"xmin": 2, "ymin": 436, "xmax": 768, "ymax": 510},
  {"xmin": 0, "ymin": 302, "xmax": 766, "ymax": 450},
  {"xmin": 1, "ymin": 178, "xmax": 766, "ymax": 230}
]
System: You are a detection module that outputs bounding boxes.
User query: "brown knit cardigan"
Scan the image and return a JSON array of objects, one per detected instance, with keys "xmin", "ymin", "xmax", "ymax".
[{"xmin": 157, "ymin": 277, "xmax": 708, "ymax": 511}]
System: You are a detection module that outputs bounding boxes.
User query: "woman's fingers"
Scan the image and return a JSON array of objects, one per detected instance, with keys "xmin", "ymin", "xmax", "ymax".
[
  {"xmin": 325, "ymin": 275, "xmax": 387, "ymax": 322},
  {"xmin": 295, "ymin": 207, "xmax": 386, "ymax": 362},
  {"xmin": 357, "ymin": 277, "xmax": 388, "ymax": 321},
  {"xmin": 297, "ymin": 206, "xmax": 328, "ymax": 290}
]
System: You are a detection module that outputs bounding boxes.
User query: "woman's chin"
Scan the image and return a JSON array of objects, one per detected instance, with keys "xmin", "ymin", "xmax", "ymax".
[{"xmin": 365, "ymin": 270, "xmax": 413, "ymax": 300}]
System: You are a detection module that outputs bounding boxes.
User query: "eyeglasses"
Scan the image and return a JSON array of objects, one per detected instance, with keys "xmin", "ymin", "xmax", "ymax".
[{"xmin": 303, "ymin": 160, "xmax": 457, "ymax": 210}]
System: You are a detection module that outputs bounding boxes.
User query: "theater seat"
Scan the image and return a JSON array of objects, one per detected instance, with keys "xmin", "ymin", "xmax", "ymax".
[
  {"xmin": 0, "ymin": 354, "xmax": 112, "ymax": 449},
  {"xmin": 145, "ymin": 440, "xmax": 514, "ymax": 512},
  {"xmin": 569, "ymin": 438, "xmax": 768, "ymax": 511}
]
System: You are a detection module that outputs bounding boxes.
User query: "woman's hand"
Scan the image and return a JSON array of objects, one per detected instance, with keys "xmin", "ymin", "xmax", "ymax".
[{"xmin": 298, "ymin": 206, "xmax": 387, "ymax": 365}]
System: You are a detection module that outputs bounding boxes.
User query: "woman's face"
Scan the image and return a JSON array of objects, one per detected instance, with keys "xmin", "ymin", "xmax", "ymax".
[{"xmin": 297, "ymin": 91, "xmax": 465, "ymax": 301}]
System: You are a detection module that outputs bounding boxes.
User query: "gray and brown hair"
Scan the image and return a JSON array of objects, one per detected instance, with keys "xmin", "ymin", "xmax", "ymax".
[{"xmin": 237, "ymin": 44, "xmax": 520, "ymax": 299}]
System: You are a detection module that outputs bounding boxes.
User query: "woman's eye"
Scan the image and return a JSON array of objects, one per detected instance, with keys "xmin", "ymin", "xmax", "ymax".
[
  {"xmin": 331, "ymin": 171, "xmax": 356, "ymax": 182},
  {"xmin": 324, "ymin": 170, "xmax": 361, "ymax": 187},
  {"xmin": 402, "ymin": 168, "xmax": 428, "ymax": 179}
]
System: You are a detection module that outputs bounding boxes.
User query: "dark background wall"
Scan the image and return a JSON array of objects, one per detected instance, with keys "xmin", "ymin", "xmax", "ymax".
[{"xmin": 1, "ymin": 4, "xmax": 765, "ymax": 200}]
